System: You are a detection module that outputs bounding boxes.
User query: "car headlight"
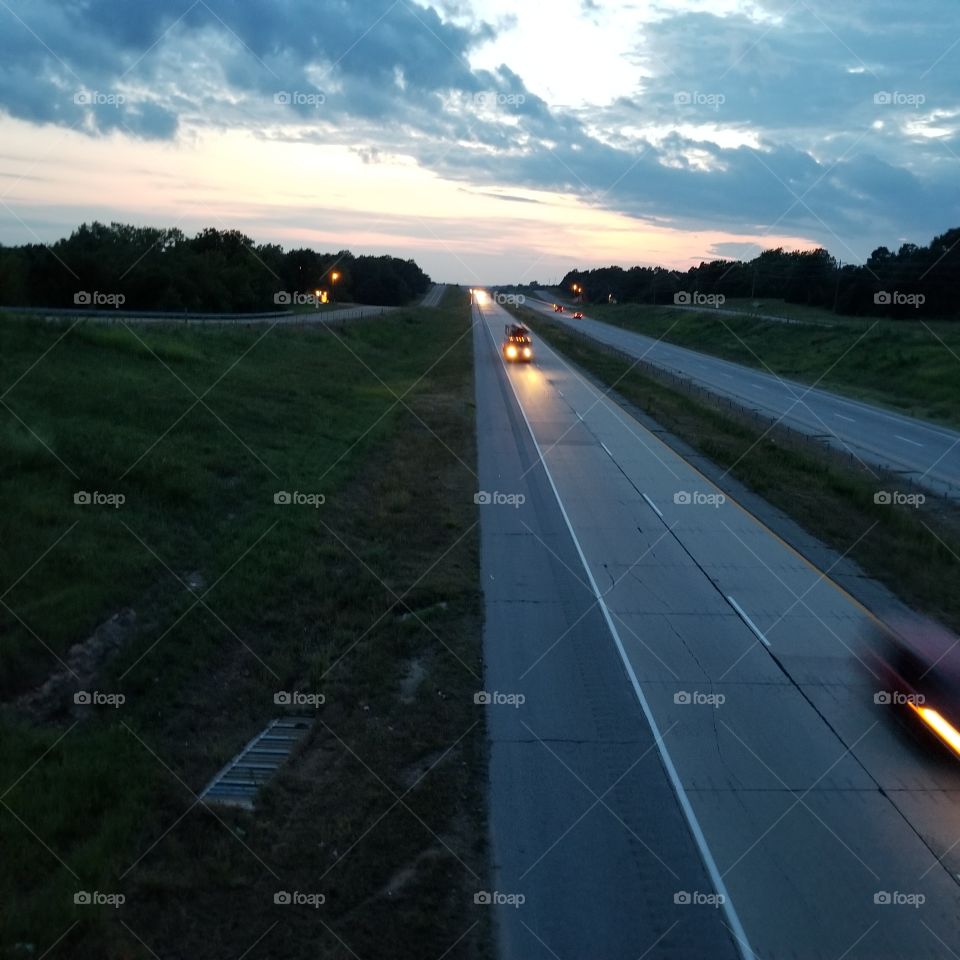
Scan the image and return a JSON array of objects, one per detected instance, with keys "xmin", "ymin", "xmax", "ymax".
[
  {"xmin": 523, "ymin": 347, "xmax": 531, "ymax": 357},
  {"xmin": 506, "ymin": 345, "xmax": 517, "ymax": 358}
]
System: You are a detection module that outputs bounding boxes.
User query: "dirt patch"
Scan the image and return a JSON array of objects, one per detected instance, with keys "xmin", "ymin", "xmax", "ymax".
[{"xmin": 14, "ymin": 608, "xmax": 137, "ymax": 721}]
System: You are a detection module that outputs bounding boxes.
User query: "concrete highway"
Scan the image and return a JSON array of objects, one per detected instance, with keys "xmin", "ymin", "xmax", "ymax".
[
  {"xmin": 525, "ymin": 295, "xmax": 960, "ymax": 499},
  {"xmin": 475, "ymin": 293, "xmax": 960, "ymax": 959}
]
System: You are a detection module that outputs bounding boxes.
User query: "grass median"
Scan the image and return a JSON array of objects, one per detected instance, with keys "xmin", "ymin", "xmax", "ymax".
[
  {"xmin": 518, "ymin": 309, "xmax": 960, "ymax": 637},
  {"xmin": 0, "ymin": 289, "xmax": 490, "ymax": 959}
]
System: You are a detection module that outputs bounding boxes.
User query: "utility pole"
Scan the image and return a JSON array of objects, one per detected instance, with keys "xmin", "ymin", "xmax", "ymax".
[{"xmin": 832, "ymin": 259, "xmax": 842, "ymax": 313}]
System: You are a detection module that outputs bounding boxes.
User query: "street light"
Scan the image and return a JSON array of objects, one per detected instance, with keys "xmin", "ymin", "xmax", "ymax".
[{"xmin": 330, "ymin": 271, "xmax": 340, "ymax": 304}]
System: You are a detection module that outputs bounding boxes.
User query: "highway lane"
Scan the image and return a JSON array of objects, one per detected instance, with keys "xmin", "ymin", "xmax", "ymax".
[
  {"xmin": 420, "ymin": 283, "xmax": 446, "ymax": 306},
  {"xmin": 475, "ymin": 303, "xmax": 741, "ymax": 959},
  {"xmin": 526, "ymin": 295, "xmax": 960, "ymax": 499},
  {"xmin": 476, "ymin": 294, "xmax": 960, "ymax": 959}
]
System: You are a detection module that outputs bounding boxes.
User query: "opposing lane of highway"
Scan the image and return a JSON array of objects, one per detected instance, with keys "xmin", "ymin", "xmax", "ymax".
[
  {"xmin": 477, "ymin": 295, "xmax": 960, "ymax": 958},
  {"xmin": 526, "ymin": 296, "xmax": 960, "ymax": 499}
]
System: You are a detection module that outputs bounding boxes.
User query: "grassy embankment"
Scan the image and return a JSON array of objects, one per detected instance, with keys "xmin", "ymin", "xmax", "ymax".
[{"xmin": 0, "ymin": 288, "xmax": 490, "ymax": 959}]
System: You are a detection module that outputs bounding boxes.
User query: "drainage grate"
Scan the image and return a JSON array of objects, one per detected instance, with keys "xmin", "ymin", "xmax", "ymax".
[{"xmin": 200, "ymin": 716, "xmax": 313, "ymax": 809}]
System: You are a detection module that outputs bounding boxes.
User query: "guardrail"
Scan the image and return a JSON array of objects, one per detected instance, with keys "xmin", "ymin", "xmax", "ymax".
[{"xmin": 0, "ymin": 305, "xmax": 398, "ymax": 325}]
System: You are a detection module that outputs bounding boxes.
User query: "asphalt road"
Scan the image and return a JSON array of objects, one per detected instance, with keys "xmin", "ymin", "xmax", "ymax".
[
  {"xmin": 526, "ymin": 295, "xmax": 960, "ymax": 499},
  {"xmin": 420, "ymin": 283, "xmax": 446, "ymax": 306},
  {"xmin": 475, "ymin": 295, "xmax": 960, "ymax": 959}
]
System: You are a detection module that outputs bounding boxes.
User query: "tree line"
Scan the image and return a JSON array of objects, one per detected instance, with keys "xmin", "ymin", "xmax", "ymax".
[
  {"xmin": 0, "ymin": 222, "xmax": 432, "ymax": 311},
  {"xmin": 559, "ymin": 226, "xmax": 960, "ymax": 319}
]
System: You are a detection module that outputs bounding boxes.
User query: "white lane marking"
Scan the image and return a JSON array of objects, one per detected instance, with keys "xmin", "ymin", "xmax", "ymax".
[
  {"xmin": 835, "ymin": 414, "xmax": 856, "ymax": 423},
  {"xmin": 895, "ymin": 434, "xmax": 924, "ymax": 447},
  {"xmin": 726, "ymin": 596, "xmax": 771, "ymax": 648},
  {"xmin": 600, "ymin": 441, "xmax": 612, "ymax": 457},
  {"xmin": 482, "ymin": 315, "xmax": 756, "ymax": 960},
  {"xmin": 642, "ymin": 493, "xmax": 664, "ymax": 519}
]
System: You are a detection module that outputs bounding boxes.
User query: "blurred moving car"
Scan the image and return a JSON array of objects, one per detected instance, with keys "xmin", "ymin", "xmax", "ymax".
[
  {"xmin": 502, "ymin": 323, "xmax": 533, "ymax": 363},
  {"xmin": 866, "ymin": 619, "xmax": 960, "ymax": 758},
  {"xmin": 573, "ymin": 311, "xmax": 584, "ymax": 319},
  {"xmin": 553, "ymin": 304, "xmax": 564, "ymax": 312}
]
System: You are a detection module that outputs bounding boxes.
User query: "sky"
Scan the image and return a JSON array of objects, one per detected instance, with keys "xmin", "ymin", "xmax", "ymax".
[{"xmin": 0, "ymin": 0, "xmax": 957, "ymax": 284}]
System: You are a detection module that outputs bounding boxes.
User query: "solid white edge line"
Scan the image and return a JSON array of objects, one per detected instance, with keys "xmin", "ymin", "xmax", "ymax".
[
  {"xmin": 726, "ymin": 596, "xmax": 771, "ymax": 648},
  {"xmin": 600, "ymin": 441, "xmax": 612, "ymax": 457},
  {"xmin": 641, "ymin": 492, "xmax": 664, "ymax": 519},
  {"xmin": 478, "ymin": 306, "xmax": 756, "ymax": 960}
]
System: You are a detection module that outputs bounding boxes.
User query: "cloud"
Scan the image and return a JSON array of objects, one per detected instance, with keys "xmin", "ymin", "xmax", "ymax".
[{"xmin": 0, "ymin": 0, "xmax": 957, "ymax": 261}]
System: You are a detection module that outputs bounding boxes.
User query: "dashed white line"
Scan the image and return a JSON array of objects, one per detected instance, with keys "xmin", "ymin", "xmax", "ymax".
[
  {"xmin": 641, "ymin": 493, "xmax": 664, "ymax": 519},
  {"xmin": 895, "ymin": 434, "xmax": 924, "ymax": 447},
  {"xmin": 726, "ymin": 596, "xmax": 771, "ymax": 648}
]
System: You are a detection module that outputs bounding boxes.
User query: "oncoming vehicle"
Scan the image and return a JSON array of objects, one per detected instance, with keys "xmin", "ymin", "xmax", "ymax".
[
  {"xmin": 502, "ymin": 323, "xmax": 533, "ymax": 363},
  {"xmin": 866, "ymin": 619, "xmax": 960, "ymax": 759}
]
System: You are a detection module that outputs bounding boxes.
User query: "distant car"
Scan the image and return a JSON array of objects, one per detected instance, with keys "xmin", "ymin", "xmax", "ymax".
[
  {"xmin": 502, "ymin": 323, "xmax": 533, "ymax": 363},
  {"xmin": 573, "ymin": 311, "xmax": 584, "ymax": 319},
  {"xmin": 553, "ymin": 304, "xmax": 564, "ymax": 312},
  {"xmin": 866, "ymin": 619, "xmax": 960, "ymax": 759}
]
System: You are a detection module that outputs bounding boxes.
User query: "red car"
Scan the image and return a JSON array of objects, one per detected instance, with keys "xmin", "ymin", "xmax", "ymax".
[
  {"xmin": 573, "ymin": 311, "xmax": 584, "ymax": 319},
  {"xmin": 553, "ymin": 304, "xmax": 564, "ymax": 312}
]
